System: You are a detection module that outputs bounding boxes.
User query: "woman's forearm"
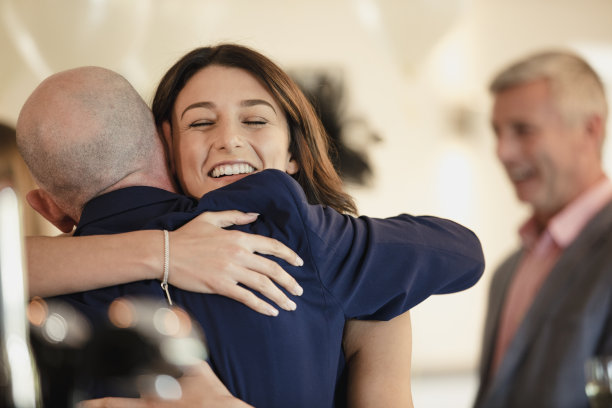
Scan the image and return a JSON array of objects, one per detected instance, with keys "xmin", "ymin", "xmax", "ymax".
[
  {"xmin": 343, "ymin": 311, "xmax": 414, "ymax": 408},
  {"xmin": 25, "ymin": 211, "xmax": 303, "ymax": 316},
  {"xmin": 26, "ymin": 231, "xmax": 160, "ymax": 297}
]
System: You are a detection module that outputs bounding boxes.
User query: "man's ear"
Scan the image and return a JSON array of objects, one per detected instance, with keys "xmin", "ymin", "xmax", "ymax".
[
  {"xmin": 26, "ymin": 189, "xmax": 77, "ymax": 233},
  {"xmin": 161, "ymin": 121, "xmax": 176, "ymax": 175},
  {"xmin": 585, "ymin": 114, "xmax": 605, "ymax": 151}
]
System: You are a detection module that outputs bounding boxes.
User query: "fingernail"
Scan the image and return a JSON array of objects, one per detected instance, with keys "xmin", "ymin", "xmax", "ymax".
[
  {"xmin": 286, "ymin": 300, "xmax": 297, "ymax": 311},
  {"xmin": 267, "ymin": 306, "xmax": 279, "ymax": 317},
  {"xmin": 247, "ymin": 212, "xmax": 260, "ymax": 218},
  {"xmin": 293, "ymin": 285, "xmax": 303, "ymax": 296},
  {"xmin": 296, "ymin": 255, "xmax": 304, "ymax": 266}
]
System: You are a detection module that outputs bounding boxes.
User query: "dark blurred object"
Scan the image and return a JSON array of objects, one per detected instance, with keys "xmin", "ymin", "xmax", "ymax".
[
  {"xmin": 29, "ymin": 296, "xmax": 207, "ymax": 406},
  {"xmin": 0, "ymin": 185, "xmax": 42, "ymax": 407},
  {"xmin": 28, "ymin": 298, "xmax": 90, "ymax": 407},
  {"xmin": 290, "ymin": 69, "xmax": 381, "ymax": 186}
]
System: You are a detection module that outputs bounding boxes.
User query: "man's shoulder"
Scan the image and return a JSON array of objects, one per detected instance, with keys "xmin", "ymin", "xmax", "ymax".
[
  {"xmin": 230, "ymin": 170, "xmax": 304, "ymax": 197},
  {"xmin": 490, "ymin": 247, "xmax": 523, "ymax": 287},
  {"xmin": 77, "ymin": 186, "xmax": 195, "ymax": 235},
  {"xmin": 85, "ymin": 186, "xmax": 184, "ymax": 210},
  {"xmin": 585, "ymin": 199, "xmax": 612, "ymax": 231},
  {"xmin": 199, "ymin": 170, "xmax": 308, "ymax": 212},
  {"xmin": 568, "ymin": 200, "xmax": 612, "ymax": 252}
]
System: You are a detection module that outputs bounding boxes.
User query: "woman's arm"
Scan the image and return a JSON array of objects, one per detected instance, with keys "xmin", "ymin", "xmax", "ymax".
[
  {"xmin": 343, "ymin": 311, "xmax": 414, "ymax": 408},
  {"xmin": 27, "ymin": 210, "xmax": 303, "ymax": 316}
]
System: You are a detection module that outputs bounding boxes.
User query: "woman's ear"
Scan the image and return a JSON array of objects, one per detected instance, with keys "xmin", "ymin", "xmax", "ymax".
[
  {"xmin": 161, "ymin": 121, "xmax": 176, "ymax": 175},
  {"xmin": 286, "ymin": 156, "xmax": 299, "ymax": 175},
  {"xmin": 26, "ymin": 189, "xmax": 77, "ymax": 233}
]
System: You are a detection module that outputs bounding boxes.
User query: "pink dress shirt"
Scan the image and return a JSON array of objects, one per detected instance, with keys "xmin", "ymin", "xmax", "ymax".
[{"xmin": 491, "ymin": 177, "xmax": 612, "ymax": 375}]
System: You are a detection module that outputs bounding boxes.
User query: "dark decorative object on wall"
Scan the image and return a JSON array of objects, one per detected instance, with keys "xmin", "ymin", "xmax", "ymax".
[
  {"xmin": 290, "ymin": 69, "xmax": 381, "ymax": 186},
  {"xmin": 0, "ymin": 123, "xmax": 19, "ymax": 184}
]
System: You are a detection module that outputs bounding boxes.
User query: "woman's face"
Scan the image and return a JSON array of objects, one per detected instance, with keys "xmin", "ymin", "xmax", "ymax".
[{"xmin": 166, "ymin": 65, "xmax": 298, "ymax": 198}]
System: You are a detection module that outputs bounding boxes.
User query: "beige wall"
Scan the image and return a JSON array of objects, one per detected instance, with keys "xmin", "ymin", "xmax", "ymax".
[{"xmin": 2, "ymin": 0, "xmax": 611, "ymax": 385}]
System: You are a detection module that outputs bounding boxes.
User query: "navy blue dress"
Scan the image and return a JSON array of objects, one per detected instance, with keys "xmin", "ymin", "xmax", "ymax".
[{"xmin": 56, "ymin": 169, "xmax": 484, "ymax": 407}]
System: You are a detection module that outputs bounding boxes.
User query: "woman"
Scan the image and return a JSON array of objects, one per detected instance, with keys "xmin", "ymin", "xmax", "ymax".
[{"xmin": 26, "ymin": 44, "xmax": 484, "ymax": 407}]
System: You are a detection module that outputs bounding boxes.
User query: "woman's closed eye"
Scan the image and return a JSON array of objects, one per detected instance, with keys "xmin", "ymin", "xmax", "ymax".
[
  {"xmin": 190, "ymin": 120, "xmax": 214, "ymax": 128},
  {"xmin": 243, "ymin": 118, "xmax": 268, "ymax": 127}
]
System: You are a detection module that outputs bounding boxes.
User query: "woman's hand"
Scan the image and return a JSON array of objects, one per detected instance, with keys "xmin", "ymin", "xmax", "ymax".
[
  {"xmin": 167, "ymin": 211, "xmax": 303, "ymax": 316},
  {"xmin": 77, "ymin": 361, "xmax": 254, "ymax": 408}
]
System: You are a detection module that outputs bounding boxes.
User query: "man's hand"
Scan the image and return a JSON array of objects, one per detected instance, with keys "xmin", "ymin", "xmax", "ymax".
[
  {"xmin": 168, "ymin": 211, "xmax": 304, "ymax": 316},
  {"xmin": 77, "ymin": 361, "xmax": 254, "ymax": 408}
]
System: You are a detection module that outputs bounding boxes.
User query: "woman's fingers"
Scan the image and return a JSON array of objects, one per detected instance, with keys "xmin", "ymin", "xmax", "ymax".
[
  {"xmin": 219, "ymin": 264, "xmax": 299, "ymax": 315},
  {"xmin": 230, "ymin": 238, "xmax": 303, "ymax": 296},
  {"xmin": 77, "ymin": 397, "xmax": 148, "ymax": 408},
  {"xmin": 167, "ymin": 211, "xmax": 304, "ymax": 315},
  {"xmin": 194, "ymin": 210, "xmax": 259, "ymax": 228},
  {"xmin": 247, "ymin": 233, "xmax": 304, "ymax": 268},
  {"xmin": 220, "ymin": 283, "xmax": 280, "ymax": 316},
  {"xmin": 193, "ymin": 211, "xmax": 304, "ymax": 267}
]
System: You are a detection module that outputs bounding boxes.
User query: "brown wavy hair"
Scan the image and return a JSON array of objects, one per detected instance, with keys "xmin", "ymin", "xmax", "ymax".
[{"xmin": 152, "ymin": 43, "xmax": 357, "ymax": 215}]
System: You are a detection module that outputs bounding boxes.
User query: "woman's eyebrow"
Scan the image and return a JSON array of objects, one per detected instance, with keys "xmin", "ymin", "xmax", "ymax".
[
  {"xmin": 241, "ymin": 99, "xmax": 276, "ymax": 114},
  {"xmin": 181, "ymin": 101, "xmax": 215, "ymax": 119}
]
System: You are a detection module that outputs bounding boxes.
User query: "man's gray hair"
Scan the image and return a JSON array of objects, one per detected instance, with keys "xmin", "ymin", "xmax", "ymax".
[
  {"xmin": 489, "ymin": 50, "xmax": 608, "ymax": 128},
  {"xmin": 17, "ymin": 67, "xmax": 158, "ymax": 214}
]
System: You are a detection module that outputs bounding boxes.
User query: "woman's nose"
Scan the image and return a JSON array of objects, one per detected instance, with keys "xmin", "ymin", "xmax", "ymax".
[{"xmin": 212, "ymin": 121, "xmax": 243, "ymax": 151}]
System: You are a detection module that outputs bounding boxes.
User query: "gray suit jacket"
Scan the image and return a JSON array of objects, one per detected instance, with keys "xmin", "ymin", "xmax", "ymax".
[{"xmin": 474, "ymin": 201, "xmax": 612, "ymax": 408}]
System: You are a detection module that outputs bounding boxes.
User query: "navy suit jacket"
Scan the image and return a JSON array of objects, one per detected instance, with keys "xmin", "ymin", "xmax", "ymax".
[{"xmin": 56, "ymin": 169, "xmax": 484, "ymax": 407}]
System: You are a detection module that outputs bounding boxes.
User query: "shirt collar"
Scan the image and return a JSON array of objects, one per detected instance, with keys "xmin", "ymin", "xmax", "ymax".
[
  {"xmin": 77, "ymin": 186, "xmax": 182, "ymax": 232},
  {"xmin": 519, "ymin": 177, "xmax": 612, "ymax": 250}
]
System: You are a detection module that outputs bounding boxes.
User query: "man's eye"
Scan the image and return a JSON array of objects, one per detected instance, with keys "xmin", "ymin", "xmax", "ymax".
[
  {"xmin": 491, "ymin": 125, "xmax": 501, "ymax": 138},
  {"xmin": 514, "ymin": 123, "xmax": 535, "ymax": 137}
]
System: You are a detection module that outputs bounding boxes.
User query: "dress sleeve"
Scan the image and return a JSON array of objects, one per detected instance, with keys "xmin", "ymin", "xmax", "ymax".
[
  {"xmin": 301, "ymin": 203, "xmax": 484, "ymax": 320},
  {"xmin": 203, "ymin": 170, "xmax": 485, "ymax": 321}
]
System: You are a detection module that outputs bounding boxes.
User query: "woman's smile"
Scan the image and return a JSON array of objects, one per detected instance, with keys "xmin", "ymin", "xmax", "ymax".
[{"xmin": 168, "ymin": 65, "xmax": 298, "ymax": 198}]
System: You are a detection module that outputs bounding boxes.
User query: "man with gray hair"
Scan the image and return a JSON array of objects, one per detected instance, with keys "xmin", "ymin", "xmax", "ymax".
[{"xmin": 474, "ymin": 50, "xmax": 612, "ymax": 408}]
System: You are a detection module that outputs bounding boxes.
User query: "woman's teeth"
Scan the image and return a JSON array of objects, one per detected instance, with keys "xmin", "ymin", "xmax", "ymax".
[{"xmin": 211, "ymin": 163, "xmax": 255, "ymax": 178}]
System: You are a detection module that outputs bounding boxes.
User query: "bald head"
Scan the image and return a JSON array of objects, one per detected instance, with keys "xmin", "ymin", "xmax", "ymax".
[{"xmin": 17, "ymin": 67, "xmax": 167, "ymax": 219}]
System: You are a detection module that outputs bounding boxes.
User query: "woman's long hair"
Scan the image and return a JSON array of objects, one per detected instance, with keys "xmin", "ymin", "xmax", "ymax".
[{"xmin": 152, "ymin": 43, "xmax": 357, "ymax": 215}]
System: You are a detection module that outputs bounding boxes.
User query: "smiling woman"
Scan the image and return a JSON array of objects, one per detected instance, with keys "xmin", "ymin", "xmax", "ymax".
[
  {"xmin": 152, "ymin": 44, "xmax": 358, "ymax": 216},
  {"xmin": 167, "ymin": 65, "xmax": 299, "ymax": 199}
]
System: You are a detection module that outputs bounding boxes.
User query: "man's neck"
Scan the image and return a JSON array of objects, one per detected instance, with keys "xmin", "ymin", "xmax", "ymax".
[{"xmin": 98, "ymin": 168, "xmax": 178, "ymax": 197}]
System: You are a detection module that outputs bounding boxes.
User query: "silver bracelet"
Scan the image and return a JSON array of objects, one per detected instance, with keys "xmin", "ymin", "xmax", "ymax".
[{"xmin": 160, "ymin": 229, "xmax": 173, "ymax": 305}]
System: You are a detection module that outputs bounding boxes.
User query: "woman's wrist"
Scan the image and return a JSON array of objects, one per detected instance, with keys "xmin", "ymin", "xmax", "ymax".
[{"xmin": 137, "ymin": 229, "xmax": 165, "ymax": 281}]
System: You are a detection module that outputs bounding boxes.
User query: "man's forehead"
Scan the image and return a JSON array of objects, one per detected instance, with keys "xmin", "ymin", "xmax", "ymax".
[{"xmin": 493, "ymin": 83, "xmax": 556, "ymax": 119}]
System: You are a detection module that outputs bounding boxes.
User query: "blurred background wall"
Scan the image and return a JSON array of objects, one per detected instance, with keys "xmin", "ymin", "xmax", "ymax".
[{"xmin": 1, "ymin": 0, "xmax": 611, "ymax": 406}]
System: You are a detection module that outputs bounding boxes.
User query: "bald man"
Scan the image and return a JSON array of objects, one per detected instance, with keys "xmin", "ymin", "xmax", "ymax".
[{"xmin": 18, "ymin": 66, "xmax": 258, "ymax": 406}]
